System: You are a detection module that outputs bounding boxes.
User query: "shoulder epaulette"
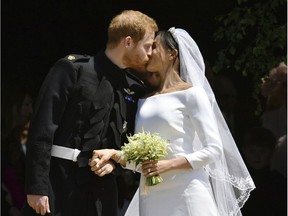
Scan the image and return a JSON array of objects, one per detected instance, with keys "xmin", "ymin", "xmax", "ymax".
[{"xmin": 64, "ymin": 54, "xmax": 91, "ymax": 63}]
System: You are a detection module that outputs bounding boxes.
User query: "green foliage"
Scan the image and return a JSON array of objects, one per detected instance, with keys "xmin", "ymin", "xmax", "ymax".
[
  {"xmin": 213, "ymin": 0, "xmax": 287, "ymax": 113},
  {"xmin": 121, "ymin": 130, "xmax": 169, "ymax": 186}
]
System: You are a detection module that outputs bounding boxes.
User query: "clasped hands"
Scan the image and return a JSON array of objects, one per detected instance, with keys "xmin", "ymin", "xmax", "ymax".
[
  {"xmin": 89, "ymin": 149, "xmax": 171, "ymax": 177},
  {"xmin": 89, "ymin": 149, "xmax": 117, "ymax": 176}
]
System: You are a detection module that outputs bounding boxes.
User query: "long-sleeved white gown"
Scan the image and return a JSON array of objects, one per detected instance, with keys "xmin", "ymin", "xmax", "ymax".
[{"xmin": 125, "ymin": 86, "xmax": 223, "ymax": 216}]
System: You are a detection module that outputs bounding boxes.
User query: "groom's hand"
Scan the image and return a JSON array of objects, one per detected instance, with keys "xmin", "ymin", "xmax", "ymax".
[
  {"xmin": 89, "ymin": 151, "xmax": 116, "ymax": 177},
  {"xmin": 90, "ymin": 159, "xmax": 115, "ymax": 176},
  {"xmin": 27, "ymin": 194, "xmax": 50, "ymax": 215}
]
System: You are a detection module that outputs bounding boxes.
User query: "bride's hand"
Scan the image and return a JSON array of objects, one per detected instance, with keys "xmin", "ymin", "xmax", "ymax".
[
  {"xmin": 142, "ymin": 157, "xmax": 192, "ymax": 176},
  {"xmin": 92, "ymin": 149, "xmax": 116, "ymax": 162},
  {"xmin": 89, "ymin": 149, "xmax": 117, "ymax": 176},
  {"xmin": 141, "ymin": 160, "xmax": 171, "ymax": 177},
  {"xmin": 89, "ymin": 149, "xmax": 117, "ymax": 168}
]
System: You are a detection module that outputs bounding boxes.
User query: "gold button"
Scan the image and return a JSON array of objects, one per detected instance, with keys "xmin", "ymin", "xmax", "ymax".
[{"xmin": 68, "ymin": 55, "xmax": 76, "ymax": 60}]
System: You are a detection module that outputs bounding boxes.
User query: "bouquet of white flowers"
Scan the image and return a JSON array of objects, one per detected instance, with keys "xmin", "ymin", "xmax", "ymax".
[{"xmin": 121, "ymin": 130, "xmax": 169, "ymax": 186}]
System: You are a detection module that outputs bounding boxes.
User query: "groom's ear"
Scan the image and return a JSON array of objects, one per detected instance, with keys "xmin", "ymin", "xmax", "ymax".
[{"xmin": 124, "ymin": 36, "xmax": 133, "ymax": 48}]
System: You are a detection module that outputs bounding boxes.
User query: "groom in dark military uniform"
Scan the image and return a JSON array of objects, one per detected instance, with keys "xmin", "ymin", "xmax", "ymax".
[{"xmin": 22, "ymin": 10, "xmax": 158, "ymax": 216}]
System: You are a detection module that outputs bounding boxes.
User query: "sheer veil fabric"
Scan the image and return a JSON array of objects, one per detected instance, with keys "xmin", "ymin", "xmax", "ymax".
[{"xmin": 169, "ymin": 27, "xmax": 255, "ymax": 216}]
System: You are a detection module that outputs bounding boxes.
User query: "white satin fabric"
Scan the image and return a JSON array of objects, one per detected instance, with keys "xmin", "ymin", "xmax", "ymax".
[{"xmin": 125, "ymin": 86, "xmax": 222, "ymax": 216}]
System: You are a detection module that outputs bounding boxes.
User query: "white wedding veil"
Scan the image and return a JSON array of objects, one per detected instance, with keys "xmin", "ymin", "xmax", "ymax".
[{"xmin": 169, "ymin": 27, "xmax": 255, "ymax": 216}]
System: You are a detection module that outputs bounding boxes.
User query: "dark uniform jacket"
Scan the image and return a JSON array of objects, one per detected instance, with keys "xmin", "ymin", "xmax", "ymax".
[{"xmin": 22, "ymin": 51, "xmax": 146, "ymax": 216}]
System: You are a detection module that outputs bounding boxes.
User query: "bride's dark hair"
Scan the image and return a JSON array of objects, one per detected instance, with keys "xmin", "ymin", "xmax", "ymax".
[{"xmin": 156, "ymin": 30, "xmax": 178, "ymax": 52}]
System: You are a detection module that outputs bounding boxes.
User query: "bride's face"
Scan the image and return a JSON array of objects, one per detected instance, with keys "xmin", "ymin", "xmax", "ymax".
[{"xmin": 146, "ymin": 36, "xmax": 171, "ymax": 74}]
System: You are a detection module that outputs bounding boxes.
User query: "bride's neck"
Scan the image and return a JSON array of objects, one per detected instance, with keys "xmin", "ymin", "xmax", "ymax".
[{"xmin": 156, "ymin": 70, "xmax": 185, "ymax": 93}]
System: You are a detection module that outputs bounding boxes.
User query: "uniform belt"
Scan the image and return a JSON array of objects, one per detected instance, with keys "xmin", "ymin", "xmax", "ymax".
[{"xmin": 51, "ymin": 145, "xmax": 80, "ymax": 162}]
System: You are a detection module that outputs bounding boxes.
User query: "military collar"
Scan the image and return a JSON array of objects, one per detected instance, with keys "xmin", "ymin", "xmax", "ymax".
[
  {"xmin": 94, "ymin": 51, "xmax": 146, "ymax": 93},
  {"xmin": 94, "ymin": 50, "xmax": 127, "ymax": 82}
]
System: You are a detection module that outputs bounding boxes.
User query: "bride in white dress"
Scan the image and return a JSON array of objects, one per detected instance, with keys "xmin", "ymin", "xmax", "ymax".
[{"xmin": 90, "ymin": 28, "xmax": 255, "ymax": 216}]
